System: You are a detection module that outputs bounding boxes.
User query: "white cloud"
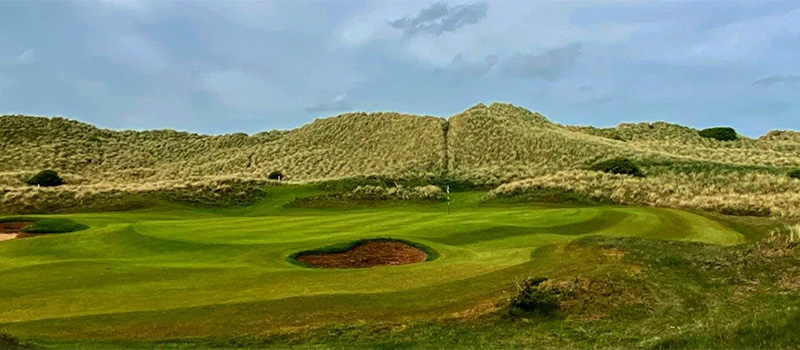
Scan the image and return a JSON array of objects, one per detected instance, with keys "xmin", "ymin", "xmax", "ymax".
[
  {"xmin": 306, "ymin": 92, "xmax": 353, "ymax": 113},
  {"xmin": 15, "ymin": 49, "xmax": 35, "ymax": 65},
  {"xmin": 336, "ymin": 1, "xmax": 638, "ymax": 68}
]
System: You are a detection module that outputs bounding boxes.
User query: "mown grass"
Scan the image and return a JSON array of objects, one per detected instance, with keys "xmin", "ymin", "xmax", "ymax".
[
  {"xmin": 0, "ymin": 185, "xmax": 780, "ymax": 349},
  {"xmin": 15, "ymin": 232, "xmax": 798, "ymax": 349}
]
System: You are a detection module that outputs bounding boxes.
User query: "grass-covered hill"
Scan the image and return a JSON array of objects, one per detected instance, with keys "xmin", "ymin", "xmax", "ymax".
[
  {"xmin": 0, "ymin": 112, "xmax": 446, "ymax": 184},
  {"xmin": 3, "ymin": 102, "xmax": 800, "ymax": 217}
]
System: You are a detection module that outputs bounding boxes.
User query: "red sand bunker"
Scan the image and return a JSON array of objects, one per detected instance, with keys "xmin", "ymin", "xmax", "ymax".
[
  {"xmin": 297, "ymin": 242, "xmax": 427, "ymax": 269},
  {"xmin": 0, "ymin": 222, "xmax": 32, "ymax": 242}
]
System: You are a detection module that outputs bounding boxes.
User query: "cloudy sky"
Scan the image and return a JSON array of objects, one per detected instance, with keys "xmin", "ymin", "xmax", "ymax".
[{"xmin": 1, "ymin": 0, "xmax": 799, "ymax": 136}]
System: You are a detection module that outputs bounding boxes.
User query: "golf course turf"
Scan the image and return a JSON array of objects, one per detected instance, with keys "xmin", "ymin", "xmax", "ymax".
[{"xmin": 0, "ymin": 185, "xmax": 776, "ymax": 348}]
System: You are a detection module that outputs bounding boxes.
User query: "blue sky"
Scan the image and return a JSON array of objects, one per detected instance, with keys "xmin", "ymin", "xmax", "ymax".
[{"xmin": 1, "ymin": 0, "xmax": 799, "ymax": 136}]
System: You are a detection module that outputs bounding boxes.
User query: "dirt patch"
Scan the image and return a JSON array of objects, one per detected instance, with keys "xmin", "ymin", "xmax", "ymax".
[
  {"xmin": 296, "ymin": 242, "xmax": 428, "ymax": 268},
  {"xmin": 0, "ymin": 234, "xmax": 17, "ymax": 242}
]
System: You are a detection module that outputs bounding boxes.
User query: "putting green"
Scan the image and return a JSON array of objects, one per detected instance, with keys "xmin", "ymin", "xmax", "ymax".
[{"xmin": 0, "ymin": 187, "xmax": 750, "ymax": 341}]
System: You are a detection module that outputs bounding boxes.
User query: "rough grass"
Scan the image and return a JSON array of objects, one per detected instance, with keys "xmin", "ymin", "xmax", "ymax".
[{"xmin": 4, "ymin": 102, "xmax": 800, "ymax": 218}]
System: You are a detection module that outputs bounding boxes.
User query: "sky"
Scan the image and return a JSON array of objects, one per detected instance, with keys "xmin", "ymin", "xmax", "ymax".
[{"xmin": 0, "ymin": 0, "xmax": 799, "ymax": 136}]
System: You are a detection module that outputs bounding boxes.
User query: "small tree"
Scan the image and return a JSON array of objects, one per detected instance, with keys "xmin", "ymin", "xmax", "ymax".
[
  {"xmin": 699, "ymin": 127, "xmax": 737, "ymax": 141},
  {"xmin": 25, "ymin": 170, "xmax": 64, "ymax": 187},
  {"xmin": 589, "ymin": 158, "xmax": 644, "ymax": 177},
  {"xmin": 789, "ymin": 169, "xmax": 800, "ymax": 180},
  {"xmin": 268, "ymin": 170, "xmax": 284, "ymax": 181}
]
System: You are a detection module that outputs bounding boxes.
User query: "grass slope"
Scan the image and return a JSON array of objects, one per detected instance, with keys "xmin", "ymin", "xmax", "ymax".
[{"xmin": 0, "ymin": 186, "xmax": 775, "ymax": 348}]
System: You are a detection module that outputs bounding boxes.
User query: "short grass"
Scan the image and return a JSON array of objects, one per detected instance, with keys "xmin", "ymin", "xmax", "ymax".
[{"xmin": 0, "ymin": 186, "xmax": 784, "ymax": 348}]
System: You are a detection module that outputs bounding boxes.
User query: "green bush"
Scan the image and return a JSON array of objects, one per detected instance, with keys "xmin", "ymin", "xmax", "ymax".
[
  {"xmin": 509, "ymin": 276, "xmax": 560, "ymax": 316},
  {"xmin": 699, "ymin": 127, "xmax": 737, "ymax": 141},
  {"xmin": 25, "ymin": 170, "xmax": 63, "ymax": 187},
  {"xmin": 0, "ymin": 331, "xmax": 27, "ymax": 350},
  {"xmin": 268, "ymin": 171, "xmax": 284, "ymax": 180},
  {"xmin": 789, "ymin": 169, "xmax": 800, "ymax": 180},
  {"xmin": 589, "ymin": 158, "xmax": 644, "ymax": 177}
]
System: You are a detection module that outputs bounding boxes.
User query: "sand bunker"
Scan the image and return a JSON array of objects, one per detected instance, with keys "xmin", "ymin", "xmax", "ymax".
[
  {"xmin": 296, "ymin": 241, "xmax": 428, "ymax": 269},
  {"xmin": 0, "ymin": 222, "xmax": 32, "ymax": 242}
]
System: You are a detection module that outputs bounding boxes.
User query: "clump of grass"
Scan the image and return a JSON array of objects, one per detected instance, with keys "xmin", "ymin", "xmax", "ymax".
[
  {"xmin": 489, "ymin": 170, "xmax": 800, "ymax": 218},
  {"xmin": 268, "ymin": 171, "xmax": 284, "ymax": 180},
  {"xmin": 699, "ymin": 127, "xmax": 738, "ymax": 141},
  {"xmin": 588, "ymin": 158, "xmax": 644, "ymax": 177},
  {"xmin": 25, "ymin": 170, "xmax": 63, "ymax": 187},
  {"xmin": 509, "ymin": 276, "xmax": 560, "ymax": 316},
  {"xmin": 789, "ymin": 169, "xmax": 800, "ymax": 180},
  {"xmin": 0, "ymin": 331, "xmax": 28, "ymax": 350}
]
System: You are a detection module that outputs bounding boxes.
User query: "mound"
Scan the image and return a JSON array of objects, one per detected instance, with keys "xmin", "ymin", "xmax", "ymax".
[{"xmin": 293, "ymin": 241, "xmax": 430, "ymax": 269}]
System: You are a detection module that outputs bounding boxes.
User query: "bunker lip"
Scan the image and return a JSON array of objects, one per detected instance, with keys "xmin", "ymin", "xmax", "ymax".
[
  {"xmin": 0, "ymin": 221, "xmax": 33, "ymax": 234},
  {"xmin": 0, "ymin": 221, "xmax": 33, "ymax": 241},
  {"xmin": 290, "ymin": 238, "xmax": 438, "ymax": 269}
]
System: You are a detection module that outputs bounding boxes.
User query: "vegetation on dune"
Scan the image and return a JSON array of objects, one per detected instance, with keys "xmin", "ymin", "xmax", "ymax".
[
  {"xmin": 789, "ymin": 169, "xmax": 800, "ymax": 180},
  {"xmin": 0, "ymin": 178, "xmax": 271, "ymax": 214},
  {"xmin": 0, "ymin": 112, "xmax": 446, "ymax": 185},
  {"xmin": 3, "ymin": 103, "xmax": 800, "ymax": 219},
  {"xmin": 267, "ymin": 171, "xmax": 284, "ymax": 180},
  {"xmin": 24, "ymin": 170, "xmax": 63, "ymax": 187},
  {"xmin": 588, "ymin": 158, "xmax": 644, "ymax": 177},
  {"xmin": 489, "ymin": 170, "xmax": 800, "ymax": 218},
  {"xmin": 699, "ymin": 126, "xmax": 738, "ymax": 141}
]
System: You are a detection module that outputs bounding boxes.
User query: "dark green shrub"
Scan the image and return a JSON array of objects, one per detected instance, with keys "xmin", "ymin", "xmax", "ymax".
[
  {"xmin": 589, "ymin": 158, "xmax": 644, "ymax": 177},
  {"xmin": 789, "ymin": 169, "xmax": 800, "ymax": 180},
  {"xmin": 510, "ymin": 276, "xmax": 560, "ymax": 316},
  {"xmin": 699, "ymin": 127, "xmax": 737, "ymax": 141},
  {"xmin": 268, "ymin": 171, "xmax": 284, "ymax": 180},
  {"xmin": 25, "ymin": 170, "xmax": 63, "ymax": 187},
  {"xmin": 0, "ymin": 331, "xmax": 26, "ymax": 350}
]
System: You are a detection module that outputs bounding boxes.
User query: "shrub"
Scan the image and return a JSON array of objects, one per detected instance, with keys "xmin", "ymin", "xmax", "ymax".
[
  {"xmin": 509, "ymin": 276, "xmax": 560, "ymax": 316},
  {"xmin": 25, "ymin": 170, "xmax": 63, "ymax": 187},
  {"xmin": 699, "ymin": 127, "xmax": 737, "ymax": 141},
  {"xmin": 789, "ymin": 169, "xmax": 800, "ymax": 180},
  {"xmin": 268, "ymin": 171, "xmax": 284, "ymax": 180},
  {"xmin": 589, "ymin": 158, "xmax": 644, "ymax": 177},
  {"xmin": 0, "ymin": 331, "xmax": 26, "ymax": 350}
]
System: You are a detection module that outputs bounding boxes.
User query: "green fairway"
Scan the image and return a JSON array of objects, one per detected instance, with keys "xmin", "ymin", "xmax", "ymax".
[{"xmin": 0, "ymin": 186, "xmax": 758, "ymax": 346}]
